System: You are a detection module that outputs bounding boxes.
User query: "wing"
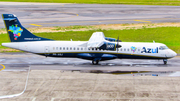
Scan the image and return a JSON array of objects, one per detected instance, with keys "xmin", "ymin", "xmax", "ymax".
[{"xmin": 87, "ymin": 32, "xmax": 105, "ymax": 48}]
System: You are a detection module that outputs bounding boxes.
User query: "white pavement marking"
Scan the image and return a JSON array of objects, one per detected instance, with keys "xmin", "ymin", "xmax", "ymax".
[
  {"xmin": 51, "ymin": 98, "xmax": 55, "ymax": 101},
  {"xmin": 32, "ymin": 81, "xmax": 44, "ymax": 97},
  {"xmin": 32, "ymin": 97, "xmax": 36, "ymax": 101},
  {"xmin": 0, "ymin": 67, "xmax": 30, "ymax": 99}
]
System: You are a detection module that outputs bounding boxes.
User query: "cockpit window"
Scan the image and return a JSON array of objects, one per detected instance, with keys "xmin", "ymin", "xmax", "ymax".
[{"xmin": 159, "ymin": 46, "xmax": 169, "ymax": 50}]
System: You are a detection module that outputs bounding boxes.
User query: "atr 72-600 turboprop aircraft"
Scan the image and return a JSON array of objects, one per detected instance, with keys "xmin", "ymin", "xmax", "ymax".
[{"xmin": 1, "ymin": 14, "xmax": 177, "ymax": 65}]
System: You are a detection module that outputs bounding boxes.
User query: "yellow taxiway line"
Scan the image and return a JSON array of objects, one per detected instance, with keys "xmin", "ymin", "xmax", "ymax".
[
  {"xmin": 134, "ymin": 20, "xmax": 151, "ymax": 23},
  {"xmin": 30, "ymin": 24, "xmax": 42, "ymax": 27},
  {"xmin": 0, "ymin": 64, "xmax": 5, "ymax": 71}
]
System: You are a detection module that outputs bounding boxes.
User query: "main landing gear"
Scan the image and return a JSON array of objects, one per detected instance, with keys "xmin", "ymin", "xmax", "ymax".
[
  {"xmin": 92, "ymin": 60, "xmax": 99, "ymax": 65},
  {"xmin": 163, "ymin": 59, "xmax": 167, "ymax": 65}
]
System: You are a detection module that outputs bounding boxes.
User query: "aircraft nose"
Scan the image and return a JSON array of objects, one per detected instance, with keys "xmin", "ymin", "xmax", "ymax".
[
  {"xmin": 168, "ymin": 49, "xmax": 177, "ymax": 58},
  {"xmin": 172, "ymin": 51, "xmax": 177, "ymax": 57}
]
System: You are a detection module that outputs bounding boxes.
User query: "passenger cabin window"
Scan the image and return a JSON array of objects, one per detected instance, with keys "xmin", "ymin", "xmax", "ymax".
[
  {"xmin": 70, "ymin": 47, "xmax": 72, "ymax": 50},
  {"xmin": 74, "ymin": 47, "xmax": 76, "ymax": 50},
  {"xmin": 56, "ymin": 47, "xmax": 58, "ymax": 50},
  {"xmin": 81, "ymin": 48, "xmax": 83, "ymax": 50},
  {"xmin": 63, "ymin": 47, "xmax": 65, "ymax": 50},
  {"xmin": 67, "ymin": 47, "xmax": 68, "ymax": 50},
  {"xmin": 60, "ymin": 47, "xmax": 61, "ymax": 50},
  {"xmin": 120, "ymin": 48, "xmax": 122, "ymax": 51},
  {"xmin": 159, "ymin": 46, "xmax": 169, "ymax": 50},
  {"xmin": 77, "ymin": 48, "xmax": 79, "ymax": 50},
  {"xmin": 124, "ymin": 49, "xmax": 126, "ymax": 51},
  {"xmin": 127, "ymin": 49, "xmax": 129, "ymax": 51}
]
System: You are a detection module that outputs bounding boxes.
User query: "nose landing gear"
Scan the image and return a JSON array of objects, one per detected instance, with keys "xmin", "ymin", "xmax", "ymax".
[{"xmin": 163, "ymin": 59, "xmax": 167, "ymax": 64}]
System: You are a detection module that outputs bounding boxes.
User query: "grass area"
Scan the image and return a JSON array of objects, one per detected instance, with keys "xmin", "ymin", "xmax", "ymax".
[
  {"xmin": 54, "ymin": 26, "xmax": 94, "ymax": 31},
  {"xmin": 2, "ymin": 0, "xmax": 180, "ymax": 6},
  {"xmin": 0, "ymin": 34, "xmax": 9, "ymax": 48},
  {"xmin": 0, "ymin": 27, "xmax": 180, "ymax": 53}
]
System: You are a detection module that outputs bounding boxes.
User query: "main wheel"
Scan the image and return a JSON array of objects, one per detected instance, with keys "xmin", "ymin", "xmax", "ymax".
[
  {"xmin": 164, "ymin": 61, "xmax": 167, "ymax": 64},
  {"xmin": 163, "ymin": 59, "xmax": 167, "ymax": 65},
  {"xmin": 92, "ymin": 60, "xmax": 99, "ymax": 65}
]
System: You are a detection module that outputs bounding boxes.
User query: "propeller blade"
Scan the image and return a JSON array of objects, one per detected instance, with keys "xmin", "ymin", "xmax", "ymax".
[
  {"xmin": 116, "ymin": 36, "xmax": 122, "ymax": 52},
  {"xmin": 116, "ymin": 36, "xmax": 119, "ymax": 52}
]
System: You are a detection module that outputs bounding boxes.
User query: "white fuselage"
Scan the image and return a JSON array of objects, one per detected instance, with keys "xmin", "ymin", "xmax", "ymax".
[{"xmin": 2, "ymin": 41, "xmax": 177, "ymax": 60}]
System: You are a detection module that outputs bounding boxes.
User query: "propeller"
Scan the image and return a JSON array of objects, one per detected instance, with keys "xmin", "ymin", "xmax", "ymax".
[
  {"xmin": 116, "ymin": 36, "xmax": 119, "ymax": 53},
  {"xmin": 116, "ymin": 36, "xmax": 122, "ymax": 53}
]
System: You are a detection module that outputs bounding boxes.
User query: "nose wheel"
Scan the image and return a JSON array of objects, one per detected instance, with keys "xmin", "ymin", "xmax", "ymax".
[
  {"xmin": 163, "ymin": 59, "xmax": 167, "ymax": 64},
  {"xmin": 92, "ymin": 60, "xmax": 99, "ymax": 65}
]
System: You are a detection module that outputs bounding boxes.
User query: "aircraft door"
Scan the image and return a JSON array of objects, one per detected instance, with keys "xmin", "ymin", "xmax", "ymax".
[
  {"xmin": 45, "ymin": 46, "xmax": 49, "ymax": 55},
  {"xmin": 160, "ymin": 50, "xmax": 166, "ymax": 57},
  {"xmin": 137, "ymin": 47, "xmax": 141, "ymax": 54}
]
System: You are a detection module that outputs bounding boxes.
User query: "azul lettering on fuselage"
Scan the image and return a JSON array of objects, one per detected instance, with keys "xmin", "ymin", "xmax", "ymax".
[{"xmin": 141, "ymin": 47, "xmax": 158, "ymax": 53}]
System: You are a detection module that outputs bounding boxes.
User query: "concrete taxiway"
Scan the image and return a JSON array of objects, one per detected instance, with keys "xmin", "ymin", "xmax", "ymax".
[
  {"xmin": 0, "ymin": 70, "xmax": 180, "ymax": 101},
  {"xmin": 0, "ymin": 53, "xmax": 180, "ymax": 71},
  {"xmin": 1, "ymin": 2, "xmax": 180, "ymax": 28},
  {"xmin": 0, "ymin": 53, "xmax": 180, "ymax": 101}
]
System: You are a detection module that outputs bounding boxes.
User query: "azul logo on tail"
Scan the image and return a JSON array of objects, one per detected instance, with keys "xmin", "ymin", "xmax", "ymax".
[
  {"xmin": 141, "ymin": 47, "xmax": 158, "ymax": 53},
  {"xmin": 8, "ymin": 25, "xmax": 23, "ymax": 40}
]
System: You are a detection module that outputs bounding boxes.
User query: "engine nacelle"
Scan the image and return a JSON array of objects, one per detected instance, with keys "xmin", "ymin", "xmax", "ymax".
[
  {"xmin": 105, "ymin": 37, "xmax": 122, "ymax": 42},
  {"xmin": 105, "ymin": 37, "xmax": 116, "ymax": 42},
  {"xmin": 99, "ymin": 42, "xmax": 116, "ymax": 51}
]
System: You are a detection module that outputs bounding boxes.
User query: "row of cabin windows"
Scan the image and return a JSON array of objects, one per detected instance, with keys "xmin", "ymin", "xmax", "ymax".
[
  {"xmin": 118, "ymin": 48, "xmax": 140, "ymax": 52},
  {"xmin": 56, "ymin": 47, "xmax": 84, "ymax": 50},
  {"xmin": 53, "ymin": 47, "xmax": 140, "ymax": 52}
]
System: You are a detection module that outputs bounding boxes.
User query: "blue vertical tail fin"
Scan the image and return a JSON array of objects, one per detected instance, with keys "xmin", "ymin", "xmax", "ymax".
[{"xmin": 2, "ymin": 14, "xmax": 52, "ymax": 42}]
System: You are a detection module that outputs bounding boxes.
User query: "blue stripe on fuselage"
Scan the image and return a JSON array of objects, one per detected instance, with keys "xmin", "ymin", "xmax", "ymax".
[{"xmin": 39, "ymin": 53, "xmax": 167, "ymax": 60}]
